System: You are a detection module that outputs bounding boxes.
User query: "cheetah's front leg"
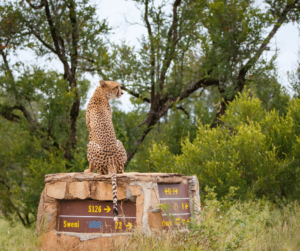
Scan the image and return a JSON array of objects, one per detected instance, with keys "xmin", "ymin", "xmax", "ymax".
[{"xmin": 84, "ymin": 163, "xmax": 95, "ymax": 173}]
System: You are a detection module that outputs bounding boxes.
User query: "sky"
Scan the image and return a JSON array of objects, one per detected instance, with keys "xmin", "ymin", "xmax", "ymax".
[{"xmin": 12, "ymin": 0, "xmax": 300, "ymax": 112}]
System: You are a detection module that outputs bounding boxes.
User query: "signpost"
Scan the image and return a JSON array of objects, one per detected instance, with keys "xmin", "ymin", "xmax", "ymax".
[
  {"xmin": 58, "ymin": 200, "xmax": 136, "ymax": 233},
  {"xmin": 158, "ymin": 183, "xmax": 191, "ymax": 229}
]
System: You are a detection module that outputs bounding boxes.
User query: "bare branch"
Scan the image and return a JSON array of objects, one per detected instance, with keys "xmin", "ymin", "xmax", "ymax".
[
  {"xmin": 30, "ymin": 27, "xmax": 57, "ymax": 54},
  {"xmin": 159, "ymin": 0, "xmax": 182, "ymax": 90},
  {"xmin": 176, "ymin": 106, "xmax": 189, "ymax": 118},
  {"xmin": 210, "ymin": 1, "xmax": 299, "ymax": 129},
  {"xmin": 238, "ymin": 0, "xmax": 299, "ymax": 91},
  {"xmin": 41, "ymin": 0, "xmax": 68, "ymax": 64},
  {"xmin": 68, "ymin": 0, "xmax": 79, "ymax": 75},
  {"xmin": 144, "ymin": 0, "xmax": 156, "ymax": 105},
  {"xmin": 26, "ymin": 0, "xmax": 45, "ymax": 10},
  {"xmin": 174, "ymin": 76, "xmax": 218, "ymax": 103},
  {"xmin": 121, "ymin": 85, "xmax": 150, "ymax": 103}
]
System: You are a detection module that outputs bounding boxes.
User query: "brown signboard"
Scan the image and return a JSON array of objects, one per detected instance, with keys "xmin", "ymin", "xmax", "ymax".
[
  {"xmin": 158, "ymin": 183, "xmax": 191, "ymax": 229},
  {"xmin": 58, "ymin": 200, "xmax": 136, "ymax": 233}
]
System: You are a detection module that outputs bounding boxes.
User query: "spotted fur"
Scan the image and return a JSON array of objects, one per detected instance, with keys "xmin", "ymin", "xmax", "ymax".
[{"xmin": 84, "ymin": 80, "xmax": 127, "ymax": 221}]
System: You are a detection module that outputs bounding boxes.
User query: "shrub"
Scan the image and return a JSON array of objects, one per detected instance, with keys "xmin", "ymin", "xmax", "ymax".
[{"xmin": 149, "ymin": 91, "xmax": 300, "ymax": 201}]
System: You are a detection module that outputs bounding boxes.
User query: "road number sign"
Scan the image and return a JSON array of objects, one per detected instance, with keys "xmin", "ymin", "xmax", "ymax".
[
  {"xmin": 58, "ymin": 200, "xmax": 136, "ymax": 233},
  {"xmin": 158, "ymin": 183, "xmax": 191, "ymax": 229}
]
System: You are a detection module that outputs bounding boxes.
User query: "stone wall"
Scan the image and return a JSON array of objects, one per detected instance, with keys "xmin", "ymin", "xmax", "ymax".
[{"xmin": 36, "ymin": 172, "xmax": 201, "ymax": 251}]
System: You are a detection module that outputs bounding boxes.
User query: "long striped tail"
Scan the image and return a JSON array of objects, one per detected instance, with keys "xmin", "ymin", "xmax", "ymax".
[{"xmin": 111, "ymin": 172, "xmax": 118, "ymax": 222}]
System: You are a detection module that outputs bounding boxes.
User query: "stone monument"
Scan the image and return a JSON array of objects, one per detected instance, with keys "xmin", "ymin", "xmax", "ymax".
[{"xmin": 36, "ymin": 172, "xmax": 201, "ymax": 250}]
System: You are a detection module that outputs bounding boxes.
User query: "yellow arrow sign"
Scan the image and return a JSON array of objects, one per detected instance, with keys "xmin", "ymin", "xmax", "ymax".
[
  {"xmin": 104, "ymin": 206, "xmax": 111, "ymax": 213},
  {"xmin": 126, "ymin": 222, "xmax": 133, "ymax": 229},
  {"xmin": 185, "ymin": 203, "xmax": 189, "ymax": 209}
]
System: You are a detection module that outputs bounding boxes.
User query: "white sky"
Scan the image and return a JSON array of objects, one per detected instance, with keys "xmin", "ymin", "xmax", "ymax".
[{"xmin": 12, "ymin": 0, "xmax": 300, "ymax": 112}]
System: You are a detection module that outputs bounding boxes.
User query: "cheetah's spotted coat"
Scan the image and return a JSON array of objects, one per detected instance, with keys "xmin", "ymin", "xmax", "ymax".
[{"xmin": 85, "ymin": 80, "xmax": 127, "ymax": 221}]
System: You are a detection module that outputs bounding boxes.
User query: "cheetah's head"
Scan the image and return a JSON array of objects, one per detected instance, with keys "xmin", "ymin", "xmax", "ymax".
[{"xmin": 99, "ymin": 80, "xmax": 123, "ymax": 100}]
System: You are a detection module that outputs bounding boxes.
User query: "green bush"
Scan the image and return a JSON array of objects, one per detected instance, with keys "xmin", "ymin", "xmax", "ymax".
[{"xmin": 149, "ymin": 91, "xmax": 300, "ymax": 201}]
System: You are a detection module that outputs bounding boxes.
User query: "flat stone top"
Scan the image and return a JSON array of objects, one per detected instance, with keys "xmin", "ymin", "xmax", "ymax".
[{"xmin": 45, "ymin": 172, "xmax": 191, "ymax": 184}]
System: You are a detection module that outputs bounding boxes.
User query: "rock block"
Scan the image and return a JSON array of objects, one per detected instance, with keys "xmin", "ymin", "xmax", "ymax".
[
  {"xmin": 129, "ymin": 185, "xmax": 142, "ymax": 197},
  {"xmin": 46, "ymin": 182, "xmax": 66, "ymax": 199},
  {"xmin": 42, "ymin": 231, "xmax": 129, "ymax": 251},
  {"xmin": 148, "ymin": 211, "xmax": 163, "ymax": 231},
  {"xmin": 150, "ymin": 189, "xmax": 159, "ymax": 207},
  {"xmin": 136, "ymin": 194, "xmax": 144, "ymax": 227},
  {"xmin": 91, "ymin": 181, "xmax": 126, "ymax": 200},
  {"xmin": 69, "ymin": 181, "xmax": 89, "ymax": 199}
]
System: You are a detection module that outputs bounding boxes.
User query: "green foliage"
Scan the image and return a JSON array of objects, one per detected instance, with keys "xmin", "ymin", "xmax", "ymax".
[
  {"xmin": 0, "ymin": 117, "xmax": 68, "ymax": 226},
  {"xmin": 246, "ymin": 55, "xmax": 291, "ymax": 115},
  {"xmin": 149, "ymin": 91, "xmax": 300, "ymax": 201},
  {"xmin": 1, "ymin": 0, "xmax": 300, "ymax": 228},
  {"xmin": 0, "ymin": 68, "xmax": 91, "ymax": 226}
]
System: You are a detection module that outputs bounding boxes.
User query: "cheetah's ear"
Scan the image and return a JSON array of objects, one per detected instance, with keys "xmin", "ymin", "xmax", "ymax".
[{"xmin": 99, "ymin": 80, "xmax": 107, "ymax": 87}]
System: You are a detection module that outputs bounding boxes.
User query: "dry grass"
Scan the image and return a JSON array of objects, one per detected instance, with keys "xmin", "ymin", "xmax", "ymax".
[{"xmin": 1, "ymin": 200, "xmax": 300, "ymax": 250}]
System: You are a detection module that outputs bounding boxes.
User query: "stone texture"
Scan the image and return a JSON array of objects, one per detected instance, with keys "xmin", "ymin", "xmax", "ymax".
[
  {"xmin": 44, "ymin": 194, "xmax": 56, "ymax": 204},
  {"xmin": 157, "ymin": 176, "xmax": 183, "ymax": 183},
  {"xmin": 150, "ymin": 189, "xmax": 159, "ymax": 207},
  {"xmin": 36, "ymin": 189, "xmax": 45, "ymax": 234},
  {"xmin": 129, "ymin": 185, "xmax": 142, "ymax": 197},
  {"xmin": 136, "ymin": 195, "xmax": 144, "ymax": 227},
  {"xmin": 45, "ymin": 172, "xmax": 184, "ymax": 184},
  {"xmin": 148, "ymin": 211, "xmax": 163, "ymax": 231},
  {"xmin": 42, "ymin": 230, "xmax": 129, "ymax": 251},
  {"xmin": 43, "ymin": 202, "xmax": 58, "ymax": 232},
  {"xmin": 42, "ymin": 230, "xmax": 80, "ymax": 251},
  {"xmin": 91, "ymin": 181, "xmax": 126, "ymax": 200},
  {"xmin": 46, "ymin": 182, "xmax": 66, "ymax": 199},
  {"xmin": 69, "ymin": 181, "xmax": 89, "ymax": 199}
]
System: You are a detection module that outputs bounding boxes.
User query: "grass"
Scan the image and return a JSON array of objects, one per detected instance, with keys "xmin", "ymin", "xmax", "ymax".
[
  {"xmin": 1, "ymin": 199, "xmax": 300, "ymax": 250},
  {"xmin": 113, "ymin": 200, "xmax": 300, "ymax": 251},
  {"xmin": 0, "ymin": 219, "xmax": 38, "ymax": 251}
]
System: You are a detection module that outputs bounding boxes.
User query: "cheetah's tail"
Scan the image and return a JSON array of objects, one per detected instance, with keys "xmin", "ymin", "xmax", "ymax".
[{"xmin": 111, "ymin": 172, "xmax": 118, "ymax": 222}]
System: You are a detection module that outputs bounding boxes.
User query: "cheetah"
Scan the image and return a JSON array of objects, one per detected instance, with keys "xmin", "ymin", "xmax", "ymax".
[{"xmin": 84, "ymin": 80, "xmax": 127, "ymax": 221}]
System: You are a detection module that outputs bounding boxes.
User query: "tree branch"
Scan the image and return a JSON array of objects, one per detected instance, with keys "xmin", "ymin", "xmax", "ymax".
[
  {"xmin": 0, "ymin": 105, "xmax": 21, "ymax": 122},
  {"xmin": 0, "ymin": 104, "xmax": 41, "ymax": 131},
  {"xmin": 121, "ymin": 85, "xmax": 150, "ymax": 103},
  {"xmin": 176, "ymin": 106, "xmax": 189, "ymax": 118},
  {"xmin": 42, "ymin": 0, "xmax": 68, "ymax": 65},
  {"xmin": 29, "ymin": 27, "xmax": 57, "ymax": 54},
  {"xmin": 26, "ymin": 0, "xmax": 45, "ymax": 10},
  {"xmin": 0, "ymin": 179, "xmax": 28, "ymax": 227},
  {"xmin": 0, "ymin": 42, "xmax": 13, "ymax": 78},
  {"xmin": 144, "ymin": 0, "xmax": 156, "ymax": 106},
  {"xmin": 161, "ymin": 75, "xmax": 218, "ymax": 104},
  {"xmin": 237, "ymin": 0, "xmax": 298, "ymax": 91},
  {"xmin": 13, "ymin": 105, "xmax": 40, "ymax": 129},
  {"xmin": 68, "ymin": 0, "xmax": 79, "ymax": 76},
  {"xmin": 159, "ymin": 0, "xmax": 182, "ymax": 90}
]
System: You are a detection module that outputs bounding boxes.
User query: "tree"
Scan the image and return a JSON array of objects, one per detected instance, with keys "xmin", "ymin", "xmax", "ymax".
[
  {"xmin": 0, "ymin": 0, "xmax": 110, "ymax": 226},
  {"xmin": 103, "ymin": 0, "xmax": 300, "ymax": 163},
  {"xmin": 0, "ymin": 0, "xmax": 110, "ymax": 159}
]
